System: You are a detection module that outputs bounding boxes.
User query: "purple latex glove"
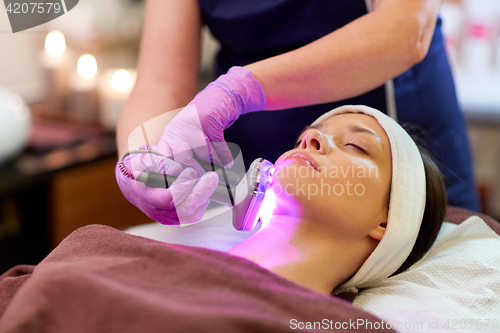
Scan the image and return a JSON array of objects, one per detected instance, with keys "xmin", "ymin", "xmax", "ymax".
[
  {"xmin": 157, "ymin": 66, "xmax": 266, "ymax": 171},
  {"xmin": 115, "ymin": 145, "xmax": 219, "ymax": 225}
]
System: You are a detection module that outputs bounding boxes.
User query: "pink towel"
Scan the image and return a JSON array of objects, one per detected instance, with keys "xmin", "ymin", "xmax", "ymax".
[{"xmin": 0, "ymin": 224, "xmax": 393, "ymax": 333}]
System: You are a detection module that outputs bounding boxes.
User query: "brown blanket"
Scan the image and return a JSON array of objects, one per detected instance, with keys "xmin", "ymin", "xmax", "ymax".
[{"xmin": 0, "ymin": 207, "xmax": 498, "ymax": 333}]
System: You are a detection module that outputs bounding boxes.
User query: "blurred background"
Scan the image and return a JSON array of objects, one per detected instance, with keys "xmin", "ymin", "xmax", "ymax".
[{"xmin": 0, "ymin": 0, "xmax": 499, "ymax": 271}]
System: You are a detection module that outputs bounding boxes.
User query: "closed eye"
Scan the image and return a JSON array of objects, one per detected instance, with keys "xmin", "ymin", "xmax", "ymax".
[
  {"xmin": 294, "ymin": 139, "xmax": 302, "ymax": 148},
  {"xmin": 346, "ymin": 143, "xmax": 367, "ymax": 153}
]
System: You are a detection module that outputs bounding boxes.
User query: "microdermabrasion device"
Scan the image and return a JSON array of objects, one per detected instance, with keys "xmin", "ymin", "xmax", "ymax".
[{"xmin": 118, "ymin": 150, "xmax": 274, "ymax": 231}]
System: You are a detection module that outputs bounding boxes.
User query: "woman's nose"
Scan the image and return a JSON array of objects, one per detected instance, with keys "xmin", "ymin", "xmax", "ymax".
[{"xmin": 300, "ymin": 129, "xmax": 328, "ymax": 154}]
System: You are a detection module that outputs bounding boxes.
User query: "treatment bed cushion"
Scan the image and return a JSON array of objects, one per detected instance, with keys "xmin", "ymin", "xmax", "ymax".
[
  {"xmin": 0, "ymin": 225, "xmax": 394, "ymax": 332},
  {"xmin": 353, "ymin": 212, "xmax": 500, "ymax": 333}
]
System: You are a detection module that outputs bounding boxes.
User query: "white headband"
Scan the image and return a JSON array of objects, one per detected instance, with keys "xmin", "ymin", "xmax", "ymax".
[{"xmin": 310, "ymin": 105, "xmax": 426, "ymax": 294}]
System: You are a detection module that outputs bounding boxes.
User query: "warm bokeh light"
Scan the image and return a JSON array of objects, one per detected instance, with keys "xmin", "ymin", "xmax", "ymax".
[
  {"xmin": 6, "ymin": 94, "xmax": 23, "ymax": 111},
  {"xmin": 45, "ymin": 30, "xmax": 66, "ymax": 57},
  {"xmin": 112, "ymin": 69, "xmax": 133, "ymax": 92},
  {"xmin": 77, "ymin": 54, "xmax": 98, "ymax": 79},
  {"xmin": 15, "ymin": 106, "xmax": 30, "ymax": 122}
]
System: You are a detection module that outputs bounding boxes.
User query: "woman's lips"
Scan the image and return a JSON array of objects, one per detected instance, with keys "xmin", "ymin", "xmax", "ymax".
[{"xmin": 284, "ymin": 152, "xmax": 321, "ymax": 172}]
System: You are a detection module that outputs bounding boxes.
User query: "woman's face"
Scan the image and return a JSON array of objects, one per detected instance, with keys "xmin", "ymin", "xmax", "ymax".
[{"xmin": 271, "ymin": 112, "xmax": 392, "ymax": 240}]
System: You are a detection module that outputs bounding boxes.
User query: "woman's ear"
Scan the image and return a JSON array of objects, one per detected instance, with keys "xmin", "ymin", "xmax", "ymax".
[{"xmin": 368, "ymin": 222, "xmax": 386, "ymax": 241}]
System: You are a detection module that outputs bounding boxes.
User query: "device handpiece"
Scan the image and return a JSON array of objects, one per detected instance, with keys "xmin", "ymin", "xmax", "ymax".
[
  {"xmin": 231, "ymin": 158, "xmax": 274, "ymax": 231},
  {"xmin": 134, "ymin": 167, "xmax": 242, "ymax": 205},
  {"xmin": 119, "ymin": 149, "xmax": 273, "ymax": 231},
  {"xmin": 119, "ymin": 149, "xmax": 245, "ymax": 205}
]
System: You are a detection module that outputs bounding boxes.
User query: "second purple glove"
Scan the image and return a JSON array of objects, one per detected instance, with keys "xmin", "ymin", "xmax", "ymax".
[{"xmin": 156, "ymin": 66, "xmax": 266, "ymax": 170}]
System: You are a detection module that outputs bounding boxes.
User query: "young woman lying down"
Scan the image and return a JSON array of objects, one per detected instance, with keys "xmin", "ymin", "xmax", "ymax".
[{"xmin": 0, "ymin": 105, "xmax": 447, "ymax": 332}]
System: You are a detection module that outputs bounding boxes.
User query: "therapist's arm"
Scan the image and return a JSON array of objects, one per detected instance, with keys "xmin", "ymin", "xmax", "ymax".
[
  {"xmin": 116, "ymin": 0, "xmax": 201, "ymax": 156},
  {"xmin": 245, "ymin": 0, "xmax": 442, "ymax": 110}
]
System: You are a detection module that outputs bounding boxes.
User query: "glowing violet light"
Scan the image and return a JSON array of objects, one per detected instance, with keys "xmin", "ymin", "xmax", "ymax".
[
  {"xmin": 45, "ymin": 31, "xmax": 66, "ymax": 57},
  {"xmin": 112, "ymin": 69, "xmax": 133, "ymax": 93},
  {"xmin": 258, "ymin": 188, "xmax": 277, "ymax": 228},
  {"xmin": 77, "ymin": 54, "xmax": 98, "ymax": 79}
]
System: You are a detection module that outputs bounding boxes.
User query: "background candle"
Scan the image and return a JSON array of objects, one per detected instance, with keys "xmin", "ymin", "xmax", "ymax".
[
  {"xmin": 39, "ymin": 30, "xmax": 69, "ymax": 114},
  {"xmin": 98, "ymin": 68, "xmax": 136, "ymax": 131},
  {"xmin": 68, "ymin": 54, "xmax": 99, "ymax": 124}
]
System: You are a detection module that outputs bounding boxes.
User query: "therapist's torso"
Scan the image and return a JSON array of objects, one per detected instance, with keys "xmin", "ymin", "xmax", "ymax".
[{"xmin": 198, "ymin": 0, "xmax": 480, "ymax": 211}]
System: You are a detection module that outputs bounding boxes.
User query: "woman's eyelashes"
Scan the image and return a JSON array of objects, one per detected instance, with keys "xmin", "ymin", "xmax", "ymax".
[{"xmin": 345, "ymin": 142, "xmax": 367, "ymax": 154}]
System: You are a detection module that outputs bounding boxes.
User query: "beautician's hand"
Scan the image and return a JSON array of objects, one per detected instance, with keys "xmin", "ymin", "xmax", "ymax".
[
  {"xmin": 156, "ymin": 66, "xmax": 266, "ymax": 170},
  {"xmin": 115, "ymin": 146, "xmax": 219, "ymax": 225}
]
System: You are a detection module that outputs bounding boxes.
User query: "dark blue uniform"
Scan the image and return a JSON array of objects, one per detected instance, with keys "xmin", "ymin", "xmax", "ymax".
[{"xmin": 199, "ymin": 0, "xmax": 480, "ymax": 211}]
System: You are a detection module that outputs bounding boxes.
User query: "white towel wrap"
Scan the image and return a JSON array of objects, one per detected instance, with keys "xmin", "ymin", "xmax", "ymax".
[{"xmin": 310, "ymin": 105, "xmax": 426, "ymax": 294}]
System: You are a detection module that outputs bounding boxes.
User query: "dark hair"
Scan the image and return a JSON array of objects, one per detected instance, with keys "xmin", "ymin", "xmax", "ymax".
[
  {"xmin": 336, "ymin": 125, "xmax": 447, "ymax": 302},
  {"xmin": 390, "ymin": 136, "xmax": 447, "ymax": 275}
]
